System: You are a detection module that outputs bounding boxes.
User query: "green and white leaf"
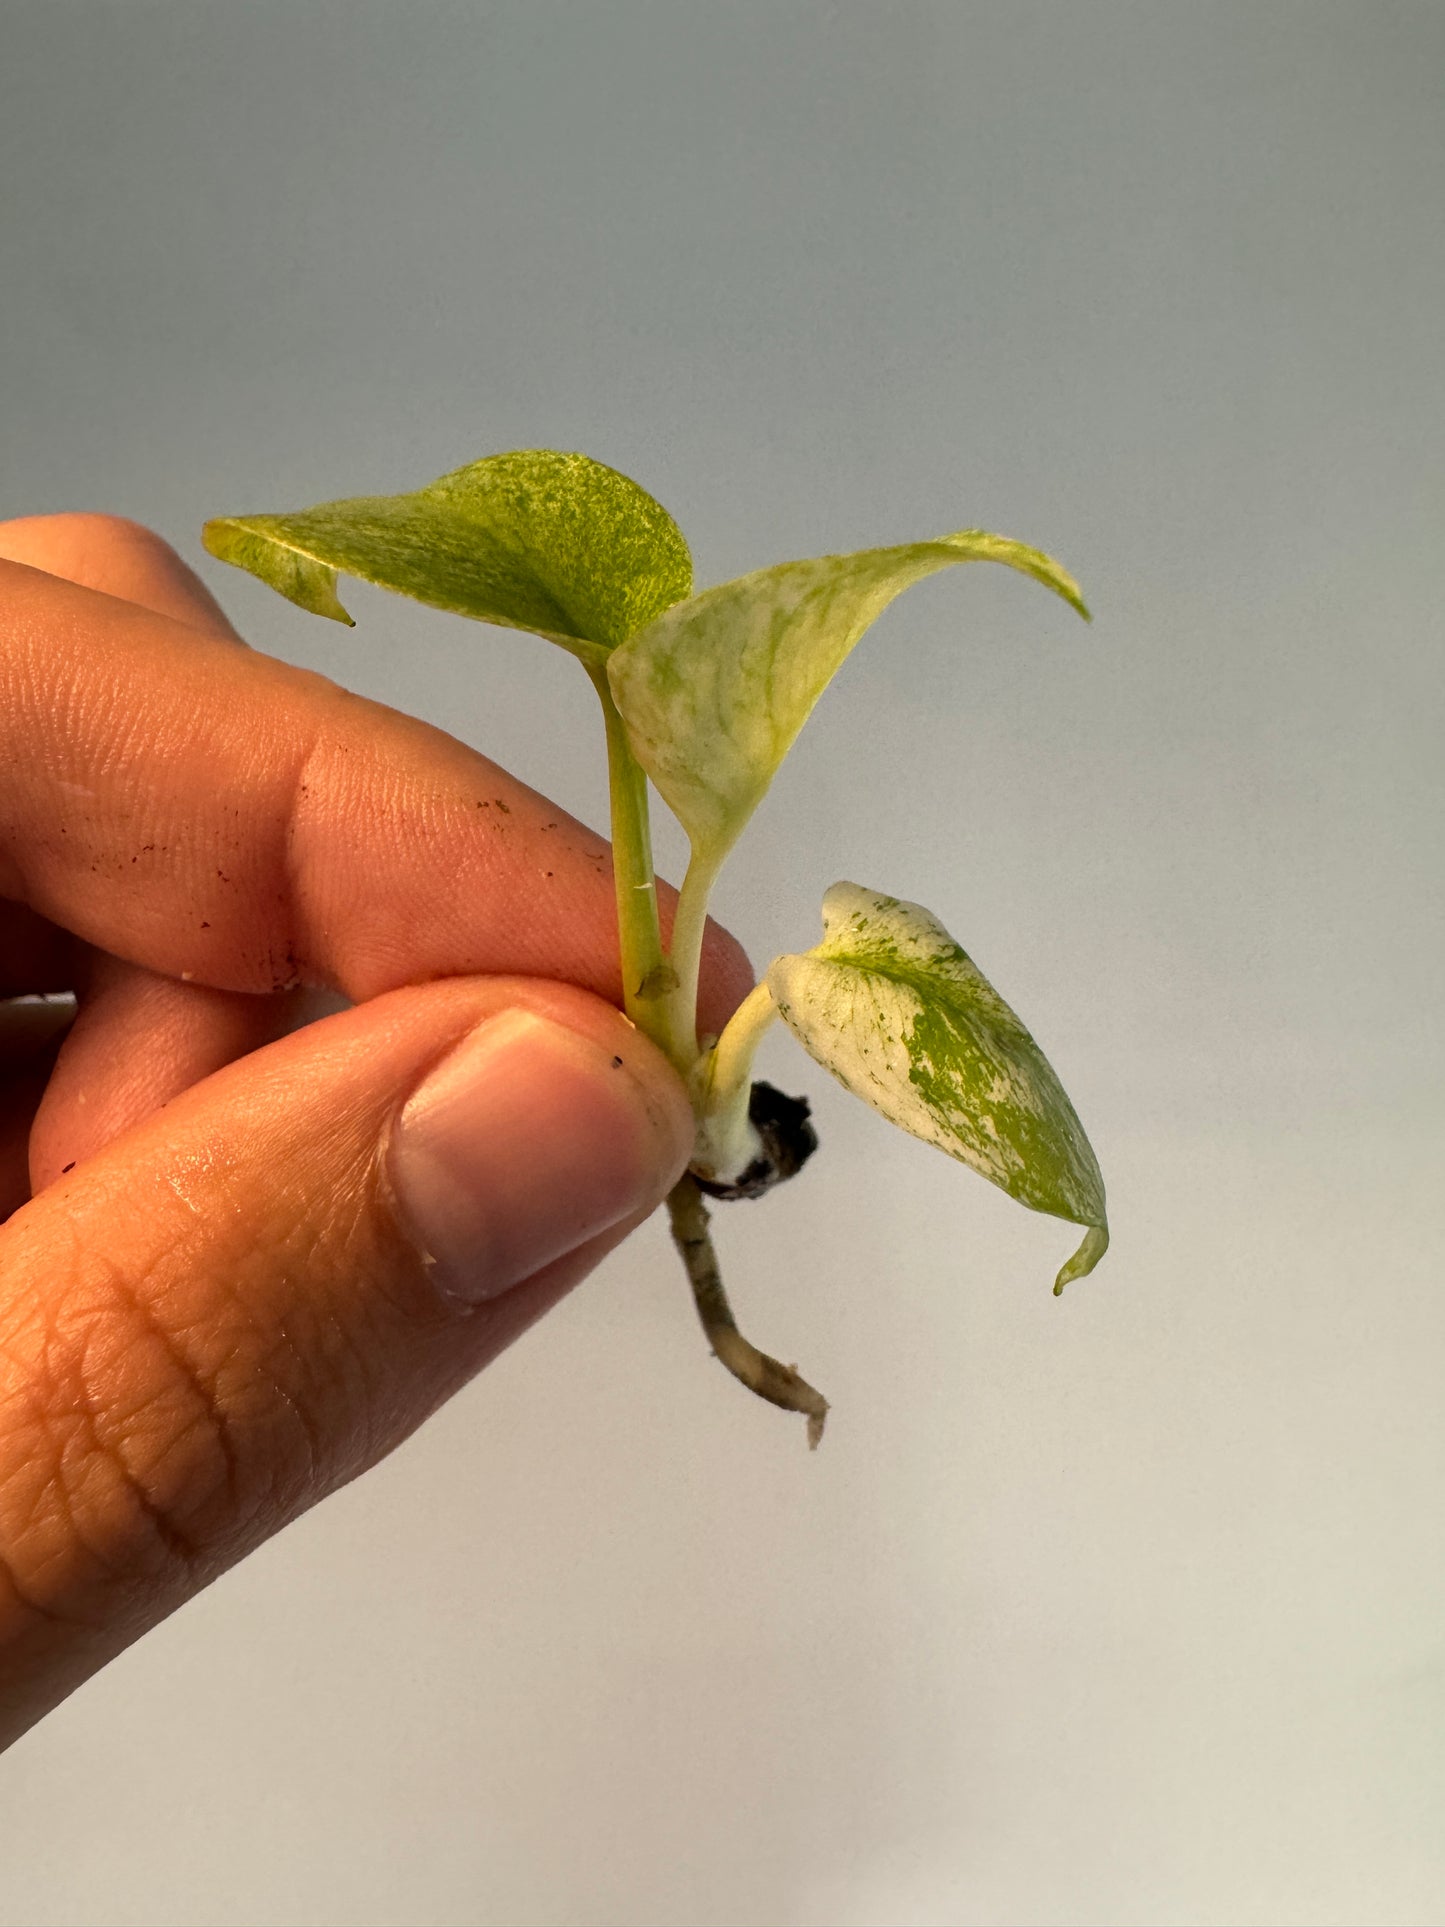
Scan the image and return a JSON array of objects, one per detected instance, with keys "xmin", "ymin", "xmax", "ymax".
[
  {"xmin": 767, "ymin": 883, "xmax": 1108, "ymax": 1293},
  {"xmin": 608, "ymin": 530, "xmax": 1087, "ymax": 860},
  {"xmin": 204, "ymin": 449, "xmax": 692, "ymax": 664}
]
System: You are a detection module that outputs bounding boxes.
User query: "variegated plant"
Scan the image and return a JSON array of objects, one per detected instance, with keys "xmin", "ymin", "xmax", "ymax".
[{"xmin": 205, "ymin": 450, "xmax": 1107, "ymax": 1445}]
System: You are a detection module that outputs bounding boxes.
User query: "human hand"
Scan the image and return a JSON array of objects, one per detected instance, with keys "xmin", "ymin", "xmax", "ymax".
[{"xmin": 0, "ymin": 514, "xmax": 751, "ymax": 1751}]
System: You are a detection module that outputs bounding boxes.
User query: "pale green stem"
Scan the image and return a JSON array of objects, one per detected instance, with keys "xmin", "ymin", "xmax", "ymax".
[
  {"xmin": 687, "ymin": 978, "xmax": 779, "ymax": 1186},
  {"xmin": 586, "ymin": 664, "xmax": 681, "ymax": 1066},
  {"xmin": 662, "ymin": 843, "xmax": 727, "ymax": 1061},
  {"xmin": 694, "ymin": 975, "xmax": 778, "ymax": 1115}
]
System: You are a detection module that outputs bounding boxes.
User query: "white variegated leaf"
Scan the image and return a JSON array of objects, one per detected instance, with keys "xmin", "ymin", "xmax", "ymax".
[
  {"xmin": 608, "ymin": 531, "xmax": 1087, "ymax": 860},
  {"xmin": 768, "ymin": 883, "xmax": 1108, "ymax": 1292}
]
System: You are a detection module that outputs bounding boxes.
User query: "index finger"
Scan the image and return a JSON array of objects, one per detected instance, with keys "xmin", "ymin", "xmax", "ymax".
[{"xmin": 0, "ymin": 557, "xmax": 753, "ymax": 1031}]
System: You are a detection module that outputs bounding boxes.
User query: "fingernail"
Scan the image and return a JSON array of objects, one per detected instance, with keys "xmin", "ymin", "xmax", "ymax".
[{"xmin": 388, "ymin": 1009, "xmax": 687, "ymax": 1305}]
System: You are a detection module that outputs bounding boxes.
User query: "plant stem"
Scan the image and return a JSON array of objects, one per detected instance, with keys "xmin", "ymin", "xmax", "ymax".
[
  {"xmin": 699, "ymin": 979, "xmax": 779, "ymax": 1112},
  {"xmin": 666, "ymin": 1174, "xmax": 828, "ymax": 1449},
  {"xmin": 688, "ymin": 979, "xmax": 779, "ymax": 1183},
  {"xmin": 587, "ymin": 664, "xmax": 681, "ymax": 1065},
  {"xmin": 663, "ymin": 844, "xmax": 725, "ymax": 1060},
  {"xmin": 591, "ymin": 673, "xmax": 825, "ymax": 1442}
]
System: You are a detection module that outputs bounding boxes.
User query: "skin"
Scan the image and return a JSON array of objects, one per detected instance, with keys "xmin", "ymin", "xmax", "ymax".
[{"xmin": 0, "ymin": 514, "xmax": 753, "ymax": 1752}]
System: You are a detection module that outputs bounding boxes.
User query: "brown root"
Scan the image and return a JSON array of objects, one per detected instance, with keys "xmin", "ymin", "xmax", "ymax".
[{"xmin": 666, "ymin": 1173, "xmax": 829, "ymax": 1449}]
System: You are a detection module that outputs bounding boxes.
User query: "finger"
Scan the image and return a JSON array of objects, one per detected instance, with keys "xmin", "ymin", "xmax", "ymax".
[
  {"xmin": 0, "ymin": 973, "xmax": 694, "ymax": 1748},
  {"xmin": 0, "ymin": 515, "xmax": 319, "ymax": 1178},
  {"xmin": 0, "ymin": 513, "xmax": 242, "ymax": 638},
  {"xmin": 0, "ymin": 557, "xmax": 752, "ymax": 1033},
  {"xmin": 27, "ymin": 956, "xmax": 290, "ymax": 1190}
]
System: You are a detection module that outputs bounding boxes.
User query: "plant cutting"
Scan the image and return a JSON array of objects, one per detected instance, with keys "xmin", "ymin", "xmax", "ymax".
[{"xmin": 204, "ymin": 450, "xmax": 1108, "ymax": 1446}]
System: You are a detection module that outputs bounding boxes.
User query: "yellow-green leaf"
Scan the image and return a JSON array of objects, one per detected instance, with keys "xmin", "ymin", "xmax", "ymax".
[{"xmin": 204, "ymin": 449, "xmax": 692, "ymax": 665}]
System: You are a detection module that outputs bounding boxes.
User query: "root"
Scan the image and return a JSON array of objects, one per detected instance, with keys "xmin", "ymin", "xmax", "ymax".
[{"xmin": 666, "ymin": 1174, "xmax": 829, "ymax": 1449}]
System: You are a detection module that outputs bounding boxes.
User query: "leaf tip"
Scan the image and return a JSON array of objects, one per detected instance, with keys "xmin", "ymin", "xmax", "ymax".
[
  {"xmin": 201, "ymin": 515, "xmax": 354, "ymax": 625},
  {"xmin": 1051, "ymin": 568, "xmax": 1092, "ymax": 625},
  {"xmin": 199, "ymin": 517, "xmax": 230, "ymax": 564},
  {"xmin": 1053, "ymin": 1221, "xmax": 1109, "ymax": 1295},
  {"xmin": 290, "ymin": 570, "xmax": 356, "ymax": 627}
]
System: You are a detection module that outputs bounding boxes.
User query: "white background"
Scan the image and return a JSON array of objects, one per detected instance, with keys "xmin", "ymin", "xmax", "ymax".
[{"xmin": 1, "ymin": 6, "xmax": 1441, "ymax": 1923}]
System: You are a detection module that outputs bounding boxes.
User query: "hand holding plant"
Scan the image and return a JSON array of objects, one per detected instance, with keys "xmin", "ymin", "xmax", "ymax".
[{"xmin": 0, "ymin": 513, "xmax": 722, "ymax": 1747}]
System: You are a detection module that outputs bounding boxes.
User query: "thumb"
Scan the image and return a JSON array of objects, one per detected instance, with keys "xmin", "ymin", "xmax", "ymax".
[{"xmin": 0, "ymin": 977, "xmax": 692, "ymax": 1747}]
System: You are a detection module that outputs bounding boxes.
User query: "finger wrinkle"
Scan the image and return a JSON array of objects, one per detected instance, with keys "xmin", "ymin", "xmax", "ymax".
[
  {"xmin": 0, "ymin": 1335, "xmax": 167, "ymax": 1632},
  {"xmin": 0, "ymin": 1223, "xmax": 240, "ymax": 1624},
  {"xmin": 0, "ymin": 1303, "xmax": 88, "ymax": 1625},
  {"xmin": 18, "ymin": 1281, "xmax": 207, "ymax": 1591},
  {"xmin": 84, "ymin": 1255, "xmax": 243, "ymax": 1551}
]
